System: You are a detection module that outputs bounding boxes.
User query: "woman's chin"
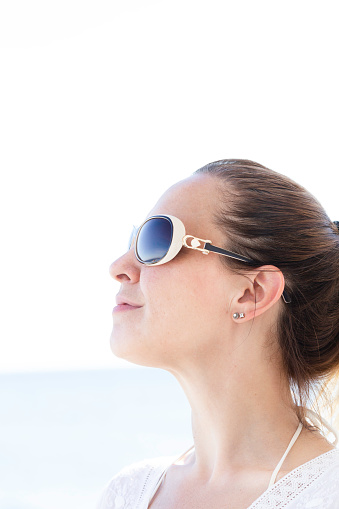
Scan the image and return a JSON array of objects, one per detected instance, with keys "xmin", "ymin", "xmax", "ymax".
[
  {"xmin": 110, "ymin": 330, "xmax": 154, "ymax": 367},
  {"xmin": 111, "ymin": 337, "xmax": 172, "ymax": 370},
  {"xmin": 110, "ymin": 330, "xmax": 132, "ymax": 359}
]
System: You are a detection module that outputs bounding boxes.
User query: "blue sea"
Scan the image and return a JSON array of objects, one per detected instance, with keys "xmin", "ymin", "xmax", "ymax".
[{"xmin": 0, "ymin": 368, "xmax": 192, "ymax": 509}]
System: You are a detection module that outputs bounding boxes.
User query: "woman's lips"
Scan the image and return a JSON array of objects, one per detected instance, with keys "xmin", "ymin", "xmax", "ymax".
[
  {"xmin": 113, "ymin": 303, "xmax": 142, "ymax": 313},
  {"xmin": 113, "ymin": 295, "xmax": 143, "ymax": 313}
]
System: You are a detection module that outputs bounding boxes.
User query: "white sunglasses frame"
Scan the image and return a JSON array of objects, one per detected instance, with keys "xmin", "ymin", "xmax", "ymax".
[{"xmin": 131, "ymin": 214, "xmax": 291, "ymax": 304}]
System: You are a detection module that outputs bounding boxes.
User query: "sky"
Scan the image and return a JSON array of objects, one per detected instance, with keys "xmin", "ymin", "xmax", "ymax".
[{"xmin": 0, "ymin": 0, "xmax": 338, "ymax": 372}]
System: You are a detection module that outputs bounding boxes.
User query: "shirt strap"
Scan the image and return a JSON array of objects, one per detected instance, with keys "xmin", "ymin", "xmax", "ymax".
[{"xmin": 268, "ymin": 421, "xmax": 303, "ymax": 488}]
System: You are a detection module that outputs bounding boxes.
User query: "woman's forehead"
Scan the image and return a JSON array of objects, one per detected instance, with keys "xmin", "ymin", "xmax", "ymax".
[{"xmin": 148, "ymin": 173, "xmax": 220, "ymax": 223}]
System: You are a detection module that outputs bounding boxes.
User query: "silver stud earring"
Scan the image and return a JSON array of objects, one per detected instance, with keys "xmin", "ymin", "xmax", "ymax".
[{"xmin": 233, "ymin": 312, "xmax": 245, "ymax": 319}]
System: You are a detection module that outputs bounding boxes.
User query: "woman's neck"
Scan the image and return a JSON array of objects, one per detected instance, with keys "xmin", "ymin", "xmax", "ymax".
[{"xmin": 170, "ymin": 346, "xmax": 300, "ymax": 482}]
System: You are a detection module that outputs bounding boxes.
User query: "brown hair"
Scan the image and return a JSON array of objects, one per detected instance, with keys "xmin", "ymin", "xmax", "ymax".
[{"xmin": 195, "ymin": 159, "xmax": 339, "ymax": 431}]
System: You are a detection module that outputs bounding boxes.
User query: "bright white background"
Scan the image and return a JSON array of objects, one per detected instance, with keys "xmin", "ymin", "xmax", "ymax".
[{"xmin": 0, "ymin": 0, "xmax": 338, "ymax": 373}]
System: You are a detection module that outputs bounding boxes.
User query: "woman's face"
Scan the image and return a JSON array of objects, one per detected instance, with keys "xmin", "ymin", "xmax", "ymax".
[{"xmin": 109, "ymin": 174, "xmax": 237, "ymax": 371}]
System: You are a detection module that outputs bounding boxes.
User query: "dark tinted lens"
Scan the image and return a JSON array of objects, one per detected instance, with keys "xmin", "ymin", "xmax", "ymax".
[{"xmin": 136, "ymin": 217, "xmax": 173, "ymax": 263}]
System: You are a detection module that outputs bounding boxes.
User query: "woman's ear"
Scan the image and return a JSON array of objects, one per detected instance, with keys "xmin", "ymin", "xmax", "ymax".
[{"xmin": 232, "ymin": 266, "xmax": 285, "ymax": 322}]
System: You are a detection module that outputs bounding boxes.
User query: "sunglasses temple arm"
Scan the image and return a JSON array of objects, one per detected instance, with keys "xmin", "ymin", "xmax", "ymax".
[
  {"xmin": 204, "ymin": 243, "xmax": 292, "ymax": 304},
  {"xmin": 204, "ymin": 243, "xmax": 254, "ymax": 264},
  {"xmin": 282, "ymin": 291, "xmax": 292, "ymax": 304}
]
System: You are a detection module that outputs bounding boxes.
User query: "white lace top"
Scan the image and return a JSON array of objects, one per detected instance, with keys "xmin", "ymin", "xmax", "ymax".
[{"xmin": 97, "ymin": 447, "xmax": 339, "ymax": 509}]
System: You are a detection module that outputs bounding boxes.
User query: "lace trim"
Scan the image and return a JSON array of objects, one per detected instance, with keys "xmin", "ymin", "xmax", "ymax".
[
  {"xmin": 138, "ymin": 456, "xmax": 178, "ymax": 509},
  {"xmin": 98, "ymin": 449, "xmax": 339, "ymax": 509},
  {"xmin": 97, "ymin": 456, "xmax": 175, "ymax": 509},
  {"xmin": 137, "ymin": 462, "xmax": 169, "ymax": 509},
  {"xmin": 249, "ymin": 449, "xmax": 339, "ymax": 508}
]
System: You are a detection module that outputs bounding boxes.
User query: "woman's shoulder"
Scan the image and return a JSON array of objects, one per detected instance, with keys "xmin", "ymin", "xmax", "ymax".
[{"xmin": 96, "ymin": 454, "xmax": 176, "ymax": 509}]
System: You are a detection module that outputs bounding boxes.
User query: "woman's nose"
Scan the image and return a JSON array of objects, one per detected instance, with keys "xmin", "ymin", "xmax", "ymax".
[{"xmin": 109, "ymin": 250, "xmax": 141, "ymax": 283}]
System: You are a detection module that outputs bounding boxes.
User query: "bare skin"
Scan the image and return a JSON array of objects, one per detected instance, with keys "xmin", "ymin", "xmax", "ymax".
[
  {"xmin": 148, "ymin": 429, "xmax": 333, "ymax": 509},
  {"xmin": 109, "ymin": 174, "xmax": 334, "ymax": 509}
]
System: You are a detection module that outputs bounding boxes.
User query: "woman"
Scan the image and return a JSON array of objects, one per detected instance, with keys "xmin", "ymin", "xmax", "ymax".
[{"xmin": 99, "ymin": 159, "xmax": 339, "ymax": 509}]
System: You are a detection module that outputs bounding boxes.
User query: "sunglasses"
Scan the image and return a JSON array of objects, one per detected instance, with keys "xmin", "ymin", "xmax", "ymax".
[{"xmin": 129, "ymin": 214, "xmax": 291, "ymax": 304}]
